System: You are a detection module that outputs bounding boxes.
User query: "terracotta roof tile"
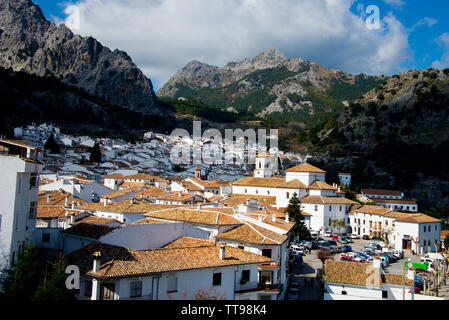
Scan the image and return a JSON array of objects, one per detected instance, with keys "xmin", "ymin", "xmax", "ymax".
[
  {"xmin": 325, "ymin": 260, "xmax": 382, "ymax": 288},
  {"xmin": 300, "ymin": 195, "xmax": 357, "ymax": 205},
  {"xmin": 285, "ymin": 163, "xmax": 325, "ymax": 173},
  {"xmin": 144, "ymin": 208, "xmax": 243, "ymax": 226},
  {"xmin": 62, "ymin": 223, "xmax": 117, "ymax": 239},
  {"xmin": 216, "ymin": 223, "xmax": 288, "ymax": 245},
  {"xmin": 68, "ymin": 242, "xmax": 273, "ymax": 279}
]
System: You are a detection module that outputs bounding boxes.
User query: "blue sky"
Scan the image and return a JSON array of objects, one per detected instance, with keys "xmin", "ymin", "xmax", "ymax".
[{"xmin": 32, "ymin": 0, "xmax": 449, "ymax": 89}]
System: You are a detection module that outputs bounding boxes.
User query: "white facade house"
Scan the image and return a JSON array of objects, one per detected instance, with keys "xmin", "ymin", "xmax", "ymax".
[
  {"xmin": 361, "ymin": 189, "xmax": 404, "ymax": 200},
  {"xmin": 338, "ymin": 173, "xmax": 351, "ymax": 187},
  {"xmin": 68, "ymin": 240, "xmax": 277, "ymax": 300},
  {"xmin": 0, "ymin": 140, "xmax": 43, "ymax": 270},
  {"xmin": 39, "ymin": 178, "xmax": 113, "ymax": 202},
  {"xmin": 350, "ymin": 205, "xmax": 441, "ymax": 253},
  {"xmin": 324, "ymin": 260, "xmax": 444, "ymax": 301}
]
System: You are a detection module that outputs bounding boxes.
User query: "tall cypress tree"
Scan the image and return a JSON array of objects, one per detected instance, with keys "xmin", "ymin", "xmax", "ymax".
[
  {"xmin": 89, "ymin": 143, "xmax": 102, "ymax": 164},
  {"xmin": 285, "ymin": 193, "xmax": 311, "ymax": 240},
  {"xmin": 44, "ymin": 133, "xmax": 60, "ymax": 154}
]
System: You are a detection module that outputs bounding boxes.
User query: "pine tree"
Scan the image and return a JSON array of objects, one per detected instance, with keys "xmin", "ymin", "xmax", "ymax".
[
  {"xmin": 44, "ymin": 133, "xmax": 60, "ymax": 154},
  {"xmin": 32, "ymin": 256, "xmax": 76, "ymax": 301},
  {"xmin": 0, "ymin": 242, "xmax": 43, "ymax": 300},
  {"xmin": 285, "ymin": 193, "xmax": 311, "ymax": 240},
  {"xmin": 89, "ymin": 143, "xmax": 102, "ymax": 164}
]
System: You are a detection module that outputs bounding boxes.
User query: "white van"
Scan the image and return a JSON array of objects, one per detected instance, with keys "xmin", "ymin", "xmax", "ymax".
[{"xmin": 421, "ymin": 253, "xmax": 445, "ymax": 263}]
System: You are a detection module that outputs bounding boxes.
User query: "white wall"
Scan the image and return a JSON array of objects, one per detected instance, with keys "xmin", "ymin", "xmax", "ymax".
[
  {"xmin": 0, "ymin": 156, "xmax": 41, "ymax": 270},
  {"xmin": 99, "ymin": 223, "xmax": 210, "ymax": 250}
]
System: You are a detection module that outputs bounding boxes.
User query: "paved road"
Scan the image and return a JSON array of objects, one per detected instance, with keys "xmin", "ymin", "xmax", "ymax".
[{"xmin": 286, "ymin": 237, "xmax": 428, "ymax": 300}]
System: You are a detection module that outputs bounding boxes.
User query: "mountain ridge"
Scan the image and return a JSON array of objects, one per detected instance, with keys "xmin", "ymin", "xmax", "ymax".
[
  {"xmin": 157, "ymin": 48, "xmax": 384, "ymax": 121},
  {"xmin": 0, "ymin": 0, "xmax": 160, "ymax": 114}
]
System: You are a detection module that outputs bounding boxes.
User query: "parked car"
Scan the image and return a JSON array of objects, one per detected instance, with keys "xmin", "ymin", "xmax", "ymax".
[
  {"xmin": 324, "ymin": 232, "xmax": 332, "ymax": 237},
  {"xmin": 354, "ymin": 251, "xmax": 373, "ymax": 262},
  {"xmin": 351, "ymin": 234, "xmax": 360, "ymax": 239},
  {"xmin": 378, "ymin": 254, "xmax": 390, "ymax": 264},
  {"xmin": 338, "ymin": 237, "xmax": 349, "ymax": 244},
  {"xmin": 343, "ymin": 245, "xmax": 352, "ymax": 252},
  {"xmin": 317, "ymin": 240, "xmax": 330, "ymax": 249},
  {"xmin": 365, "ymin": 242, "xmax": 381, "ymax": 250},
  {"xmin": 310, "ymin": 240, "xmax": 320, "ymax": 250},
  {"xmin": 346, "ymin": 252, "xmax": 367, "ymax": 262},
  {"xmin": 340, "ymin": 255, "xmax": 356, "ymax": 262},
  {"xmin": 291, "ymin": 248, "xmax": 304, "ymax": 256},
  {"xmin": 331, "ymin": 235, "xmax": 339, "ymax": 241},
  {"xmin": 362, "ymin": 235, "xmax": 370, "ymax": 240},
  {"xmin": 301, "ymin": 240, "xmax": 313, "ymax": 250},
  {"xmin": 421, "ymin": 253, "xmax": 445, "ymax": 263},
  {"xmin": 344, "ymin": 236, "xmax": 354, "ymax": 243},
  {"xmin": 391, "ymin": 250, "xmax": 403, "ymax": 259}
]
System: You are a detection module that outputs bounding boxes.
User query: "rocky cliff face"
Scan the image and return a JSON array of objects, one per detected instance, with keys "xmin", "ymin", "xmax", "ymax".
[
  {"xmin": 158, "ymin": 48, "xmax": 383, "ymax": 119},
  {"xmin": 312, "ymin": 68, "xmax": 449, "ymax": 212},
  {"xmin": 0, "ymin": 0, "xmax": 159, "ymax": 114}
]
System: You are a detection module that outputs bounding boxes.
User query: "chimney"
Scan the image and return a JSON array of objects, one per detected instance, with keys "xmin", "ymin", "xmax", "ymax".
[
  {"xmin": 272, "ymin": 214, "xmax": 277, "ymax": 222},
  {"xmin": 258, "ymin": 214, "xmax": 263, "ymax": 222},
  {"xmin": 47, "ymin": 195, "xmax": 51, "ymax": 203},
  {"xmin": 219, "ymin": 244, "xmax": 226, "ymax": 260},
  {"xmin": 104, "ymin": 198, "xmax": 109, "ymax": 206},
  {"xmin": 285, "ymin": 213, "xmax": 289, "ymax": 223},
  {"xmin": 65, "ymin": 196, "xmax": 69, "ymax": 207},
  {"xmin": 72, "ymin": 202, "xmax": 76, "ymax": 210},
  {"xmin": 93, "ymin": 252, "xmax": 101, "ymax": 272},
  {"xmin": 70, "ymin": 214, "xmax": 75, "ymax": 224}
]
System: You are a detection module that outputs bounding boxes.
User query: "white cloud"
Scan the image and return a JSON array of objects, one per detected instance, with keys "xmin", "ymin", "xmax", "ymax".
[
  {"xmin": 382, "ymin": 0, "xmax": 405, "ymax": 10},
  {"xmin": 432, "ymin": 33, "xmax": 449, "ymax": 69},
  {"xmin": 61, "ymin": 0, "xmax": 411, "ymax": 89},
  {"xmin": 410, "ymin": 17, "xmax": 438, "ymax": 31}
]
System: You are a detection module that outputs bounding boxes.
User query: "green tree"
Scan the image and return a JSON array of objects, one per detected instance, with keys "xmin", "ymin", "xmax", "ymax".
[
  {"xmin": 89, "ymin": 143, "xmax": 102, "ymax": 164},
  {"xmin": 0, "ymin": 242, "xmax": 43, "ymax": 300},
  {"xmin": 286, "ymin": 193, "xmax": 311, "ymax": 239},
  {"xmin": 44, "ymin": 133, "xmax": 60, "ymax": 154},
  {"xmin": 32, "ymin": 256, "xmax": 76, "ymax": 301}
]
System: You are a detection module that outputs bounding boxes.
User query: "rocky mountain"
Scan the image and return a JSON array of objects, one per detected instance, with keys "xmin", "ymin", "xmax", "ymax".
[
  {"xmin": 158, "ymin": 48, "xmax": 384, "ymax": 122},
  {"xmin": 309, "ymin": 68, "xmax": 449, "ymax": 213},
  {"xmin": 0, "ymin": 67, "xmax": 176, "ymax": 140},
  {"xmin": 0, "ymin": 0, "xmax": 159, "ymax": 114}
]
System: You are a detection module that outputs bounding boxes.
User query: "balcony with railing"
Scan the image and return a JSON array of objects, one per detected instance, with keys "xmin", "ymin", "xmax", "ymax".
[{"xmin": 234, "ymin": 280, "xmax": 281, "ymax": 294}]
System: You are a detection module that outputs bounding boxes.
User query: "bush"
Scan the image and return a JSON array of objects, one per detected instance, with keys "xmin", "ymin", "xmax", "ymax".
[
  {"xmin": 443, "ymin": 69, "xmax": 449, "ymax": 76},
  {"xmin": 377, "ymin": 93, "xmax": 385, "ymax": 101}
]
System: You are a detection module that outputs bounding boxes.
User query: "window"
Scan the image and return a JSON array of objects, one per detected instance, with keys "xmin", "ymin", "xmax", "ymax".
[
  {"xmin": 84, "ymin": 280, "xmax": 93, "ymax": 297},
  {"xmin": 267, "ymin": 191, "xmax": 270, "ymax": 195},
  {"xmin": 286, "ymin": 192, "xmax": 290, "ymax": 199},
  {"xmin": 339, "ymin": 206, "xmax": 342, "ymax": 212},
  {"xmin": 29, "ymin": 201, "xmax": 37, "ymax": 219},
  {"xmin": 238, "ymin": 245, "xmax": 244, "ymax": 250},
  {"xmin": 262, "ymin": 249, "xmax": 272, "ymax": 258},
  {"xmin": 167, "ymin": 277, "xmax": 178, "ymax": 292},
  {"xmin": 29, "ymin": 174, "xmax": 38, "ymax": 189},
  {"xmin": 382, "ymin": 290, "xmax": 388, "ymax": 299},
  {"xmin": 130, "ymin": 281, "xmax": 142, "ymax": 298},
  {"xmin": 0, "ymin": 214, "xmax": 2, "ymax": 230},
  {"xmin": 213, "ymin": 273, "xmax": 222, "ymax": 286},
  {"xmin": 42, "ymin": 233, "xmax": 51, "ymax": 243},
  {"xmin": 314, "ymin": 205, "xmax": 318, "ymax": 212},
  {"xmin": 341, "ymin": 291, "xmax": 347, "ymax": 295},
  {"xmin": 329, "ymin": 206, "xmax": 332, "ymax": 211},
  {"xmin": 241, "ymin": 270, "xmax": 250, "ymax": 283}
]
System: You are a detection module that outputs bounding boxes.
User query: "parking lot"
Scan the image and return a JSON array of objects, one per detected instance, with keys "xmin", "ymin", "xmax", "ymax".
[{"xmin": 287, "ymin": 236, "xmax": 426, "ymax": 300}]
